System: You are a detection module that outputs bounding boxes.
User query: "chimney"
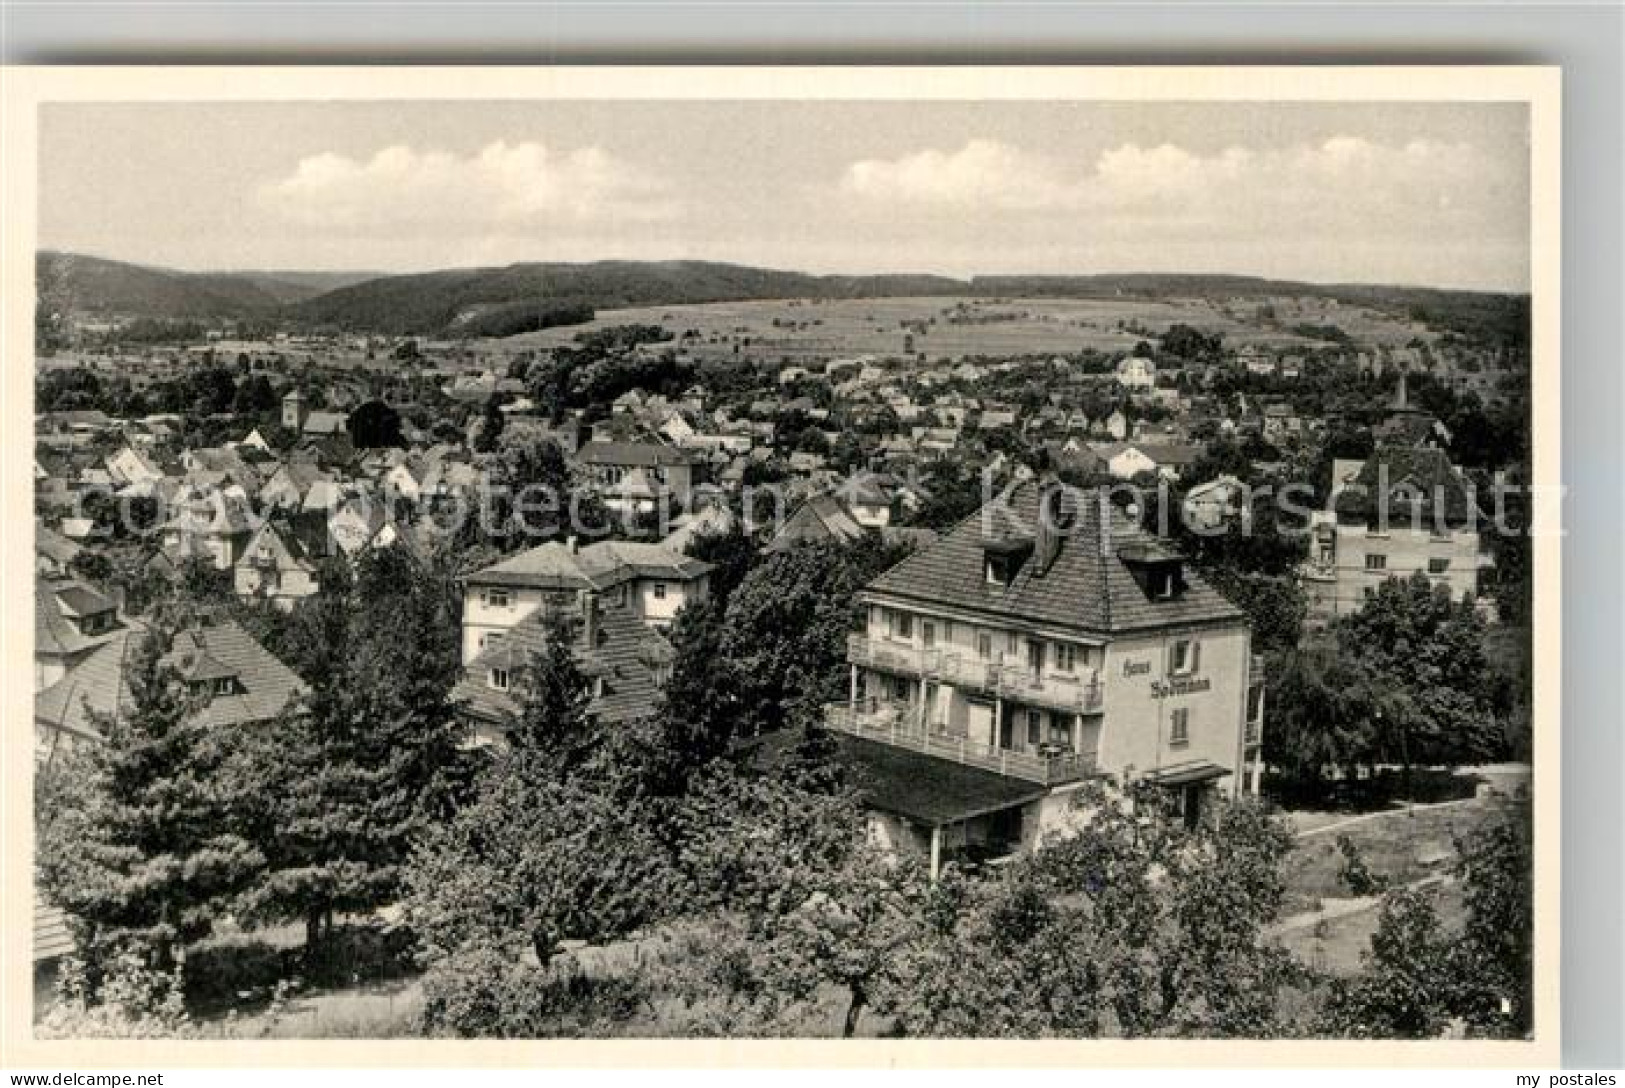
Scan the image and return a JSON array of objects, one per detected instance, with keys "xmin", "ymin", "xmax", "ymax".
[
  {"xmin": 566, "ymin": 535, "xmax": 578, "ymax": 554},
  {"xmin": 1098, "ymin": 487, "xmax": 1113, "ymax": 559},
  {"xmin": 1034, "ymin": 481, "xmax": 1067, "ymax": 575},
  {"xmin": 579, "ymin": 589, "xmax": 598, "ymax": 648}
]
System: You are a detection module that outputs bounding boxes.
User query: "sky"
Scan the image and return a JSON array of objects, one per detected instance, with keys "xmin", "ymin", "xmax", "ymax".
[{"xmin": 38, "ymin": 100, "xmax": 1531, "ymax": 291}]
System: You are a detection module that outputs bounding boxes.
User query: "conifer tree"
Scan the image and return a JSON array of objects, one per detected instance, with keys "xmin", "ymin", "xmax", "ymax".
[
  {"xmin": 36, "ymin": 627, "xmax": 265, "ymax": 974},
  {"xmin": 505, "ymin": 608, "xmax": 597, "ymax": 773},
  {"xmin": 224, "ymin": 546, "xmax": 471, "ymax": 956}
]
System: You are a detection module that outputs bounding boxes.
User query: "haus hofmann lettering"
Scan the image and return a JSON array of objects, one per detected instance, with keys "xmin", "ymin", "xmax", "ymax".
[{"xmin": 1151, "ymin": 675, "xmax": 1212, "ymax": 699}]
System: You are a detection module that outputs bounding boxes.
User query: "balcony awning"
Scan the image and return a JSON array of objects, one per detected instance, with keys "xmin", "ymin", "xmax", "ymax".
[
  {"xmin": 828, "ymin": 733, "xmax": 1050, "ymax": 827},
  {"xmin": 1139, "ymin": 760, "xmax": 1232, "ymax": 788}
]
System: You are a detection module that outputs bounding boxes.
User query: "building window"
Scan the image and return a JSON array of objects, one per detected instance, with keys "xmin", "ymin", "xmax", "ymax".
[
  {"xmin": 653, "ymin": 582, "xmax": 668, "ymax": 600},
  {"xmin": 922, "ymin": 621, "xmax": 936, "ymax": 649},
  {"xmin": 1428, "ymin": 557, "xmax": 1451, "ymax": 574},
  {"xmin": 1169, "ymin": 639, "xmax": 1199, "ymax": 676},
  {"xmin": 1365, "ymin": 554, "xmax": 1387, "ymax": 571},
  {"xmin": 1170, "ymin": 707, "xmax": 1190, "ymax": 746},
  {"xmin": 213, "ymin": 677, "xmax": 236, "ymax": 696},
  {"xmin": 490, "ymin": 668, "xmax": 510, "ymax": 691},
  {"xmin": 977, "ymin": 632, "xmax": 993, "ymax": 660},
  {"xmin": 1007, "ymin": 632, "xmax": 1020, "ymax": 655},
  {"xmin": 897, "ymin": 613, "xmax": 914, "ymax": 640},
  {"xmin": 1026, "ymin": 710, "xmax": 1043, "ymax": 747},
  {"xmin": 1049, "ymin": 715, "xmax": 1073, "ymax": 747},
  {"xmin": 486, "ymin": 632, "xmax": 505, "ymax": 647},
  {"xmin": 486, "ymin": 588, "xmax": 510, "ymax": 608},
  {"xmin": 890, "ymin": 675, "xmax": 910, "ymax": 702},
  {"xmin": 1056, "ymin": 644, "xmax": 1077, "ymax": 672},
  {"xmin": 1364, "ymin": 586, "xmax": 1376, "ymax": 600}
]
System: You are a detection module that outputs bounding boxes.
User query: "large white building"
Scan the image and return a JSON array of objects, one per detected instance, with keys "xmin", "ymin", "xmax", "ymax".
[
  {"xmin": 824, "ymin": 480, "xmax": 1265, "ymax": 875},
  {"xmin": 459, "ymin": 539, "xmax": 712, "ymax": 666},
  {"xmin": 1303, "ymin": 446, "xmax": 1492, "ymax": 619}
]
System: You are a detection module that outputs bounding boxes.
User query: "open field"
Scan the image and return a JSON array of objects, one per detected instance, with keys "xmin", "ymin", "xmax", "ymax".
[
  {"xmin": 1265, "ymin": 793, "xmax": 1517, "ymax": 977},
  {"xmin": 1278, "ymin": 794, "xmax": 1515, "ymax": 917},
  {"xmin": 496, "ymin": 294, "xmax": 1436, "ymax": 366},
  {"xmin": 1276, "ymin": 878, "xmax": 1468, "ymax": 977}
]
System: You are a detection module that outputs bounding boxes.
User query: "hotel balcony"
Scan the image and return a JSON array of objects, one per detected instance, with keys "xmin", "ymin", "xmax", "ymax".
[
  {"xmin": 847, "ymin": 634, "xmax": 1104, "ymax": 716},
  {"xmin": 824, "ymin": 698, "xmax": 1098, "ymax": 786}
]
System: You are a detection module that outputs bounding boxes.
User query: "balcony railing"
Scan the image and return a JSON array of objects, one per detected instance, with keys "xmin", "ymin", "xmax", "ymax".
[
  {"xmin": 824, "ymin": 699, "xmax": 1097, "ymax": 786},
  {"xmin": 847, "ymin": 634, "xmax": 1104, "ymax": 715}
]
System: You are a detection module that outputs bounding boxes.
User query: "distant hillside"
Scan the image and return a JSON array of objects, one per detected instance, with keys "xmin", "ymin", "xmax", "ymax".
[
  {"xmin": 971, "ymin": 273, "xmax": 1530, "ymax": 347},
  {"xmin": 285, "ymin": 261, "xmax": 970, "ymax": 336},
  {"xmin": 215, "ymin": 269, "xmax": 385, "ymax": 300},
  {"xmin": 40, "ymin": 251, "xmax": 1527, "ymax": 348},
  {"xmin": 37, "ymin": 251, "xmax": 333, "ymax": 320}
]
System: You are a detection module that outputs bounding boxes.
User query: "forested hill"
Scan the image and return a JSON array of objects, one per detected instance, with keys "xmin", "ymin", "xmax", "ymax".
[
  {"xmin": 40, "ymin": 250, "xmax": 1528, "ymax": 346},
  {"xmin": 281, "ymin": 261, "xmax": 970, "ymax": 336},
  {"xmin": 36, "ymin": 251, "xmax": 346, "ymax": 321}
]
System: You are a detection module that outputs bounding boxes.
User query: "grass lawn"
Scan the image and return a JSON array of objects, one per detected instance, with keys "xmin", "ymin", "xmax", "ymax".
[
  {"xmin": 178, "ymin": 918, "xmax": 423, "ymax": 1038},
  {"xmin": 1279, "ymin": 796, "xmax": 1513, "ymax": 917},
  {"xmin": 203, "ymin": 977, "xmax": 425, "ymax": 1039},
  {"xmin": 1276, "ymin": 880, "xmax": 1468, "ymax": 977}
]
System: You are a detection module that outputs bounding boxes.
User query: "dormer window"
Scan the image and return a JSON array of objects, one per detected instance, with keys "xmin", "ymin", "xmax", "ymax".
[
  {"xmin": 983, "ymin": 537, "xmax": 1034, "ymax": 588},
  {"xmin": 1118, "ymin": 541, "xmax": 1188, "ymax": 602},
  {"xmin": 190, "ymin": 676, "xmax": 240, "ymax": 699}
]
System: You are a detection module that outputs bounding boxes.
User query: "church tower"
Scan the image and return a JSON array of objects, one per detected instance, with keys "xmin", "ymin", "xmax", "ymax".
[{"xmin": 281, "ymin": 389, "xmax": 308, "ymax": 432}]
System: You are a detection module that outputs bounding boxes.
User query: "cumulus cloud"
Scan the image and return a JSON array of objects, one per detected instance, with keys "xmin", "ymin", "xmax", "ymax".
[
  {"xmin": 259, "ymin": 140, "xmax": 678, "ymax": 231},
  {"xmin": 838, "ymin": 135, "xmax": 1521, "ymax": 240}
]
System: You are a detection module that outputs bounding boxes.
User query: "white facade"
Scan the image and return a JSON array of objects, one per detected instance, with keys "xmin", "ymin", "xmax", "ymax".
[{"xmin": 1115, "ymin": 357, "xmax": 1157, "ymax": 390}]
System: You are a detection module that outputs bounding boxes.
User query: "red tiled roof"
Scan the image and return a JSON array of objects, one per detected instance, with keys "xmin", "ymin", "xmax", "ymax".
[
  {"xmin": 465, "ymin": 540, "xmax": 711, "ymax": 591},
  {"xmin": 765, "ymin": 494, "xmax": 866, "ymax": 553},
  {"xmin": 453, "ymin": 600, "xmax": 671, "ymax": 727},
  {"xmin": 35, "ymin": 621, "xmax": 308, "ymax": 739},
  {"xmin": 35, "ymin": 577, "xmax": 124, "ymax": 659},
  {"xmin": 1334, "ymin": 446, "xmax": 1481, "ymax": 527},
  {"xmin": 575, "ymin": 441, "xmax": 698, "ymax": 468},
  {"xmin": 864, "ymin": 480, "xmax": 1245, "ymax": 636}
]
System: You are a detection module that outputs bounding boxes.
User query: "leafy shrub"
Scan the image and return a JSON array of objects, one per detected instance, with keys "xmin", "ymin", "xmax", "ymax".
[
  {"xmin": 183, "ymin": 937, "xmax": 297, "ymax": 1015},
  {"xmin": 418, "ymin": 945, "xmax": 645, "ymax": 1038},
  {"xmin": 1336, "ymin": 834, "xmax": 1388, "ymax": 896},
  {"xmin": 37, "ymin": 952, "xmax": 195, "ymax": 1040}
]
